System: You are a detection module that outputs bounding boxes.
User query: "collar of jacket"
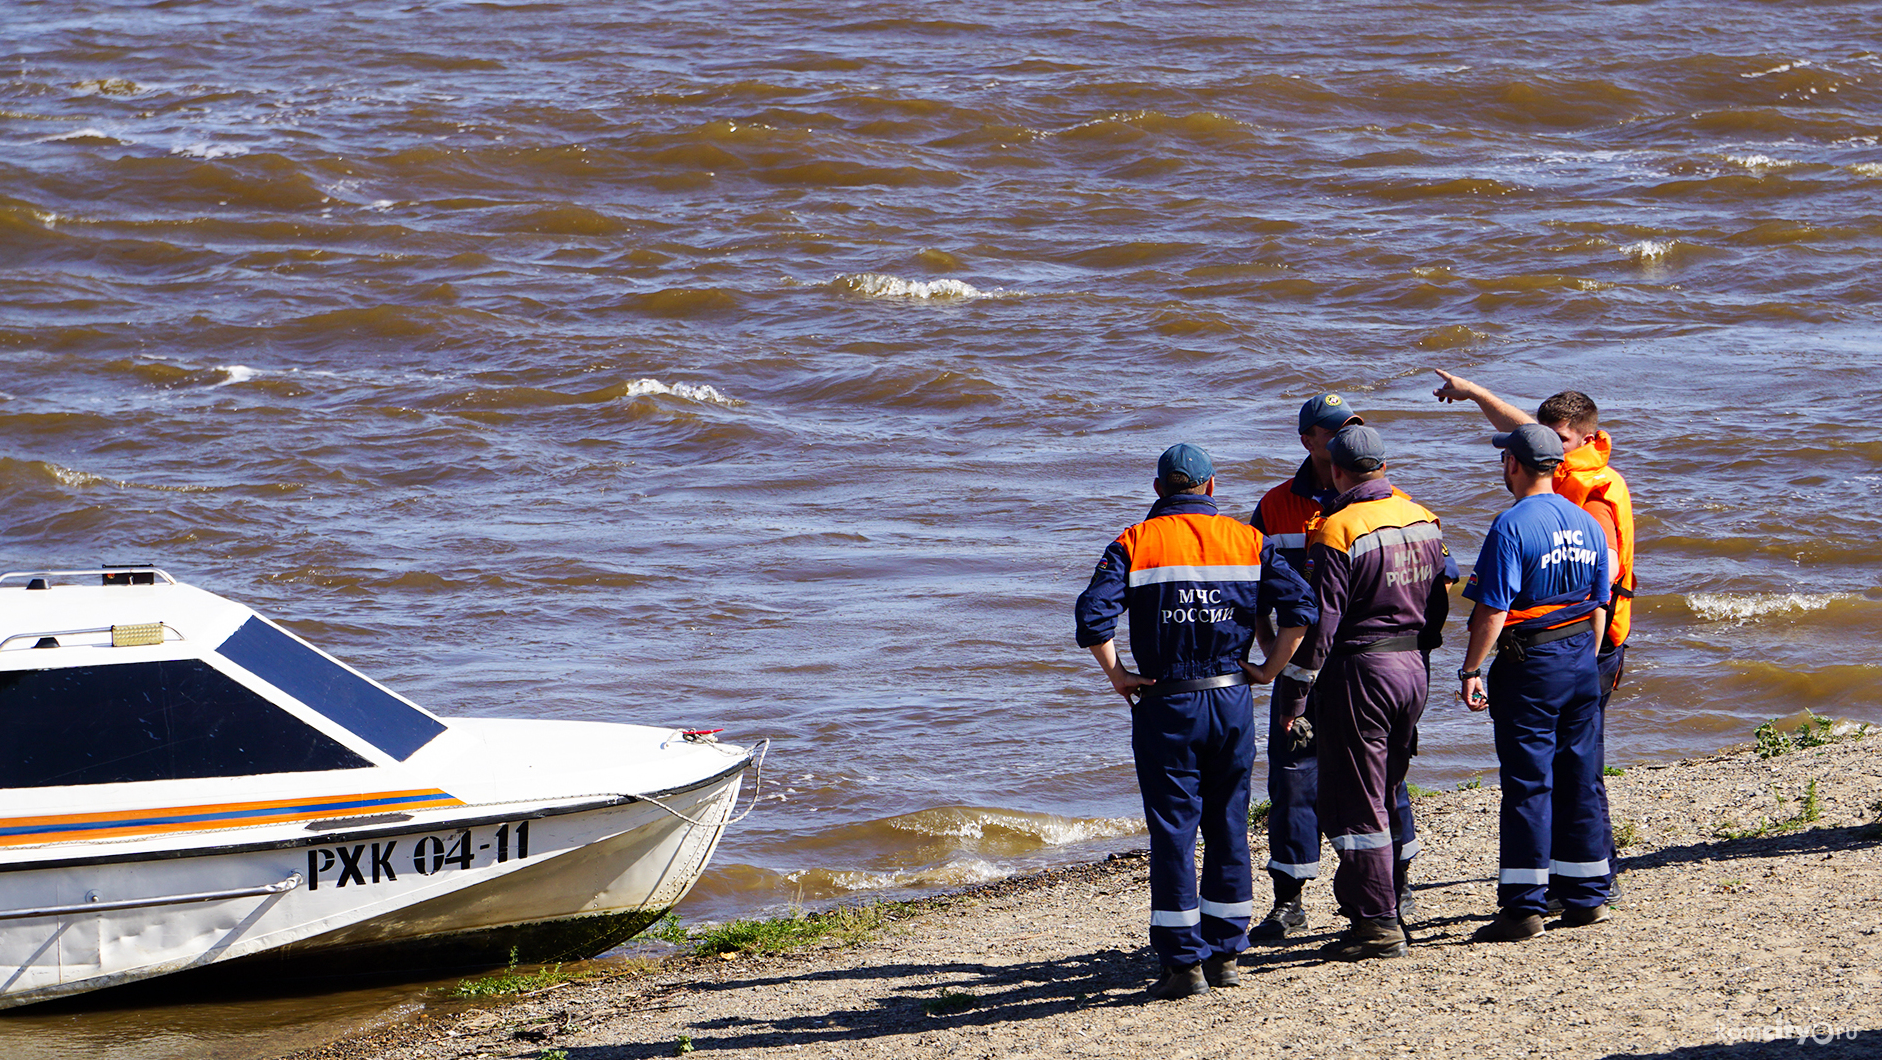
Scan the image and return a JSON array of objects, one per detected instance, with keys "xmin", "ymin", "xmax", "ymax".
[
  {"xmin": 1324, "ymin": 477, "xmax": 1395, "ymax": 517},
  {"xmin": 1289, "ymin": 456, "xmax": 1336, "ymax": 505},
  {"xmin": 1146, "ymin": 491, "xmax": 1219, "ymax": 520}
]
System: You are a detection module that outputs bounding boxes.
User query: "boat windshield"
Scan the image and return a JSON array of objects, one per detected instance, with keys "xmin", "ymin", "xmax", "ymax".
[
  {"xmin": 215, "ymin": 618, "xmax": 445, "ymax": 761},
  {"xmin": 0, "ymin": 660, "xmax": 371, "ymax": 788}
]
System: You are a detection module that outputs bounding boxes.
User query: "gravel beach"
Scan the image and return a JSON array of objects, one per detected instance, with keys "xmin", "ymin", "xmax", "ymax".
[{"xmin": 285, "ymin": 734, "xmax": 1882, "ymax": 1060}]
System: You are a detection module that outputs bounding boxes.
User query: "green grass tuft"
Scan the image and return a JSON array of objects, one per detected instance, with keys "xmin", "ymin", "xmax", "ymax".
[
  {"xmin": 1405, "ymin": 783, "xmax": 1440, "ymax": 798},
  {"xmin": 923, "ymin": 988, "xmax": 978, "ymax": 1016},
  {"xmin": 1247, "ymin": 798, "xmax": 1272, "ymax": 826},
  {"xmin": 692, "ymin": 902, "xmax": 911, "ymax": 957},
  {"xmin": 452, "ymin": 949, "xmax": 590, "ymax": 999}
]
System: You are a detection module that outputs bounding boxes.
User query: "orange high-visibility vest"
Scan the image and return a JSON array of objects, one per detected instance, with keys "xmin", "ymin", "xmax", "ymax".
[{"xmin": 1553, "ymin": 430, "xmax": 1636, "ymax": 648}]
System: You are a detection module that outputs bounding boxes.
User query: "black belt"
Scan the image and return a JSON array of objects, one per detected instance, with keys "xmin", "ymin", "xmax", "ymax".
[
  {"xmin": 1329, "ymin": 634, "xmax": 1421, "ymax": 656},
  {"xmin": 1140, "ymin": 671, "xmax": 1251, "ymax": 698},
  {"xmin": 1498, "ymin": 617, "xmax": 1593, "ymax": 655}
]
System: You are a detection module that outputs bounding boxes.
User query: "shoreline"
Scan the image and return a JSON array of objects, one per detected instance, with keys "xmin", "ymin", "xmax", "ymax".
[{"xmin": 285, "ymin": 734, "xmax": 1882, "ymax": 1059}]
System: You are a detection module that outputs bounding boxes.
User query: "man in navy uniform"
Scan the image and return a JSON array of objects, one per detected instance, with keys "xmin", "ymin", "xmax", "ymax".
[
  {"xmin": 1296, "ymin": 425, "xmax": 1451, "ymax": 960},
  {"xmin": 1247, "ymin": 395, "xmax": 1428, "ymax": 940},
  {"xmin": 1456, "ymin": 423, "xmax": 1613, "ymax": 940},
  {"xmin": 1075, "ymin": 442, "xmax": 1317, "ymax": 999}
]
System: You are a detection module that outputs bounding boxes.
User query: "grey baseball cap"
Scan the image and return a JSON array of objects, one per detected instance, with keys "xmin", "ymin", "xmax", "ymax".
[
  {"xmin": 1328, "ymin": 424, "xmax": 1387, "ymax": 473},
  {"xmin": 1493, "ymin": 422, "xmax": 1565, "ymax": 471}
]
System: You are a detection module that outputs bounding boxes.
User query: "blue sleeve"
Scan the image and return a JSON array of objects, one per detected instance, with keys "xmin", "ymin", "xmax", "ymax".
[
  {"xmin": 1258, "ymin": 541, "xmax": 1318, "ymax": 629},
  {"xmin": 1074, "ymin": 540, "xmax": 1132, "ymax": 648},
  {"xmin": 1248, "ymin": 504, "xmax": 1268, "ymax": 534},
  {"xmin": 1462, "ymin": 517, "xmax": 1523, "ymax": 611},
  {"xmin": 1589, "ymin": 515, "xmax": 1612, "ymax": 606}
]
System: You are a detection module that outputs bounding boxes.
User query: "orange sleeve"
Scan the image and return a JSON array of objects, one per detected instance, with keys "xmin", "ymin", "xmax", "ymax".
[{"xmin": 1587, "ymin": 498, "xmax": 1620, "ymax": 557}]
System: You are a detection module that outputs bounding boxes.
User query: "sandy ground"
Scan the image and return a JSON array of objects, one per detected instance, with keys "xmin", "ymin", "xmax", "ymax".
[{"xmin": 285, "ymin": 735, "xmax": 1882, "ymax": 1060}]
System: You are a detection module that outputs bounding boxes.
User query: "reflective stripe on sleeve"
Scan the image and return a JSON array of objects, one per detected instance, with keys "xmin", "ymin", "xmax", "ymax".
[
  {"xmin": 1199, "ymin": 898, "xmax": 1254, "ymax": 919},
  {"xmin": 1266, "ymin": 859, "xmax": 1320, "ymax": 879},
  {"xmin": 1397, "ymin": 838, "xmax": 1422, "ymax": 861},
  {"xmin": 1128, "ymin": 564, "xmax": 1263, "ymax": 587},
  {"xmin": 1149, "ymin": 907, "xmax": 1202, "ymax": 927},
  {"xmin": 1281, "ymin": 664, "xmax": 1319, "ymax": 684},
  {"xmin": 1330, "ymin": 830, "xmax": 1393, "ymax": 851},
  {"xmin": 1550, "ymin": 858, "xmax": 1611, "ymax": 878},
  {"xmin": 1347, "ymin": 521, "xmax": 1444, "ymax": 561},
  {"xmin": 1269, "ymin": 532, "xmax": 1307, "ymax": 550},
  {"xmin": 1500, "ymin": 867, "xmax": 1550, "ymax": 885}
]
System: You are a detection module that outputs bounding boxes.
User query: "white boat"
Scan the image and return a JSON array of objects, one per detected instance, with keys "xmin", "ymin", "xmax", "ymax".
[{"xmin": 0, "ymin": 567, "xmax": 760, "ymax": 1010}]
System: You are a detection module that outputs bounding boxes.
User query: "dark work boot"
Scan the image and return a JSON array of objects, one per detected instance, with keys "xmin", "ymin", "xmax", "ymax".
[
  {"xmin": 1250, "ymin": 895, "xmax": 1307, "ymax": 941},
  {"xmin": 1146, "ymin": 963, "xmax": 1210, "ymax": 1001},
  {"xmin": 1203, "ymin": 953, "xmax": 1240, "ymax": 987},
  {"xmin": 1319, "ymin": 917, "xmax": 1407, "ymax": 961},
  {"xmin": 1473, "ymin": 910, "xmax": 1545, "ymax": 942}
]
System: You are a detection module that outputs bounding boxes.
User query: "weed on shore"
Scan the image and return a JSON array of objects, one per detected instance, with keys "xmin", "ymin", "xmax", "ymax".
[
  {"xmin": 454, "ymin": 949, "xmax": 594, "ymax": 999},
  {"xmin": 1755, "ymin": 714, "xmax": 1870, "ymax": 758},
  {"xmin": 1714, "ymin": 779, "xmax": 1823, "ymax": 840},
  {"xmin": 692, "ymin": 902, "xmax": 916, "ymax": 956}
]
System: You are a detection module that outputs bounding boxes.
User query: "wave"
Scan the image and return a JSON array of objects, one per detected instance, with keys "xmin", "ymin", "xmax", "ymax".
[
  {"xmin": 1684, "ymin": 591, "xmax": 1856, "ymax": 623},
  {"xmin": 442, "ymin": 377, "xmax": 740, "ymax": 411},
  {"xmin": 825, "ymin": 272, "xmax": 1010, "ymax": 300},
  {"xmin": 33, "ymin": 128, "xmax": 128, "ymax": 145}
]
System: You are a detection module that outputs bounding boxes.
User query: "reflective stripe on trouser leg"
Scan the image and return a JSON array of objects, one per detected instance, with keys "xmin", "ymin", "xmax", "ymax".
[
  {"xmin": 1489, "ymin": 632, "xmax": 1610, "ymax": 916},
  {"xmin": 1265, "ymin": 675, "xmax": 1320, "ymax": 886},
  {"xmin": 1315, "ymin": 653, "xmax": 1427, "ymax": 922},
  {"xmin": 1133, "ymin": 684, "xmax": 1256, "ymax": 970}
]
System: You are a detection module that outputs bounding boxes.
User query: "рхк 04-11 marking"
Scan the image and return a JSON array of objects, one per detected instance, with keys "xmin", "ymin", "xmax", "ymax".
[{"xmin": 305, "ymin": 820, "xmax": 531, "ymax": 889}]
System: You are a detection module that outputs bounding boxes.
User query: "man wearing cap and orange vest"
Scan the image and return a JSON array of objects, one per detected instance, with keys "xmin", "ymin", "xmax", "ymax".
[
  {"xmin": 1246, "ymin": 394, "xmax": 1444, "ymax": 941},
  {"xmin": 1457, "ymin": 423, "xmax": 1613, "ymax": 940},
  {"xmin": 1431, "ymin": 371, "xmax": 1635, "ymax": 896},
  {"xmin": 1075, "ymin": 442, "xmax": 1317, "ymax": 1000},
  {"xmin": 1297, "ymin": 424, "xmax": 1452, "ymax": 960}
]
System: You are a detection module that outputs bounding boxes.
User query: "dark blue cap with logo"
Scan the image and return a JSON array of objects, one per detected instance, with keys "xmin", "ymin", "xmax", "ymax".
[
  {"xmin": 1328, "ymin": 424, "xmax": 1387, "ymax": 473},
  {"xmin": 1492, "ymin": 422, "xmax": 1565, "ymax": 471},
  {"xmin": 1157, "ymin": 442, "xmax": 1214, "ymax": 486},
  {"xmin": 1299, "ymin": 393, "xmax": 1364, "ymax": 434}
]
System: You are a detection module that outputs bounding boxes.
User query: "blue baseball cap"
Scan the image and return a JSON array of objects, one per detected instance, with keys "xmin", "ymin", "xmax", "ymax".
[
  {"xmin": 1328, "ymin": 424, "xmax": 1387, "ymax": 473},
  {"xmin": 1157, "ymin": 442, "xmax": 1214, "ymax": 486},
  {"xmin": 1299, "ymin": 393, "xmax": 1364, "ymax": 434}
]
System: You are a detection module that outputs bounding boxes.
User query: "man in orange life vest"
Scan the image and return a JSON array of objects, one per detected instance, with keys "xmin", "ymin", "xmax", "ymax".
[
  {"xmin": 1245, "ymin": 394, "xmax": 1439, "ymax": 940},
  {"xmin": 1075, "ymin": 443, "xmax": 1317, "ymax": 1000},
  {"xmin": 1431, "ymin": 371, "xmax": 1636, "ymax": 894}
]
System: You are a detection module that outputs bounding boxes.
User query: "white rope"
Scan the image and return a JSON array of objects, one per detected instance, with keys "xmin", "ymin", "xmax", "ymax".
[{"xmin": 633, "ymin": 738, "xmax": 769, "ymax": 828}]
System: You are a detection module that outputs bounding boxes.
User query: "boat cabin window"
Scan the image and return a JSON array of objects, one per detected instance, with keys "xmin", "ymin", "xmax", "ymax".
[
  {"xmin": 0, "ymin": 660, "xmax": 371, "ymax": 788},
  {"xmin": 215, "ymin": 618, "xmax": 445, "ymax": 761}
]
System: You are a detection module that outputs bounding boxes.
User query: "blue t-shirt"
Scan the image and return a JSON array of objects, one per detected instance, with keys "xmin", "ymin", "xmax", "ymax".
[{"xmin": 1463, "ymin": 494, "xmax": 1611, "ymax": 613}]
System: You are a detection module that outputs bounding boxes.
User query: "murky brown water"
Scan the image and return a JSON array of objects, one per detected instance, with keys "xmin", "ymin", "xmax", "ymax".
[{"xmin": 4, "ymin": 0, "xmax": 1881, "ymax": 1054}]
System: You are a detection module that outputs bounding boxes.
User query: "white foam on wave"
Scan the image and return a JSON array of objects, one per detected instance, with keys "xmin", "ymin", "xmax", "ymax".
[
  {"xmin": 1741, "ymin": 60, "xmax": 1810, "ymax": 79},
  {"xmin": 214, "ymin": 365, "xmax": 257, "ymax": 386},
  {"xmin": 172, "ymin": 142, "xmax": 249, "ymax": 160},
  {"xmin": 35, "ymin": 128, "xmax": 124, "ymax": 144},
  {"xmin": 1621, "ymin": 239, "xmax": 1677, "ymax": 262},
  {"xmin": 781, "ymin": 858, "xmax": 1012, "ymax": 896},
  {"xmin": 1851, "ymin": 163, "xmax": 1882, "ymax": 178},
  {"xmin": 622, "ymin": 378, "xmax": 740, "ymax": 406},
  {"xmin": 1685, "ymin": 591, "xmax": 1853, "ymax": 623},
  {"xmin": 1725, "ymin": 153, "xmax": 1796, "ymax": 170},
  {"xmin": 829, "ymin": 272, "xmax": 1010, "ymax": 301},
  {"xmin": 885, "ymin": 806, "xmax": 1144, "ymax": 846}
]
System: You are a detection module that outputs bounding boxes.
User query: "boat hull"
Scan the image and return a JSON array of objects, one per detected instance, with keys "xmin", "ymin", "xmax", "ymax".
[{"xmin": 0, "ymin": 765, "xmax": 742, "ymax": 1008}]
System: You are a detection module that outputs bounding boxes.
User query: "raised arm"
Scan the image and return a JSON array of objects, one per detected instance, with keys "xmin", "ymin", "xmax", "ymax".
[{"xmin": 1432, "ymin": 369, "xmax": 1535, "ymax": 432}]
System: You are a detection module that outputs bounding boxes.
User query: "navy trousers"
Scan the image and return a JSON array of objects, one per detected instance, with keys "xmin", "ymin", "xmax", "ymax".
[
  {"xmin": 1267, "ymin": 677, "xmax": 1418, "ymax": 898},
  {"xmin": 1595, "ymin": 643, "xmax": 1627, "ymax": 891},
  {"xmin": 1313, "ymin": 652, "xmax": 1427, "ymax": 921},
  {"xmin": 1132, "ymin": 683, "xmax": 1256, "ymax": 970},
  {"xmin": 1488, "ymin": 630, "xmax": 1611, "ymax": 915}
]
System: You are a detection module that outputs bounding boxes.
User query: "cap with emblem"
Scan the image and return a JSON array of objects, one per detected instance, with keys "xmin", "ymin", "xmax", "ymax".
[
  {"xmin": 1492, "ymin": 422, "xmax": 1565, "ymax": 472},
  {"xmin": 1327, "ymin": 424, "xmax": 1387, "ymax": 473},
  {"xmin": 1157, "ymin": 442, "xmax": 1214, "ymax": 487},
  {"xmin": 1299, "ymin": 393, "xmax": 1364, "ymax": 434}
]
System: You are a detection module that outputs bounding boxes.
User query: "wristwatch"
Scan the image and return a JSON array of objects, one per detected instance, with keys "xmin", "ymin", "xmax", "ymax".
[{"xmin": 1456, "ymin": 667, "xmax": 1482, "ymax": 681}]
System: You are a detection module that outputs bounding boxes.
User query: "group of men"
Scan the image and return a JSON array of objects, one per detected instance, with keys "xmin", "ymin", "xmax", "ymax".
[{"xmin": 1073, "ymin": 369, "xmax": 1636, "ymax": 1000}]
